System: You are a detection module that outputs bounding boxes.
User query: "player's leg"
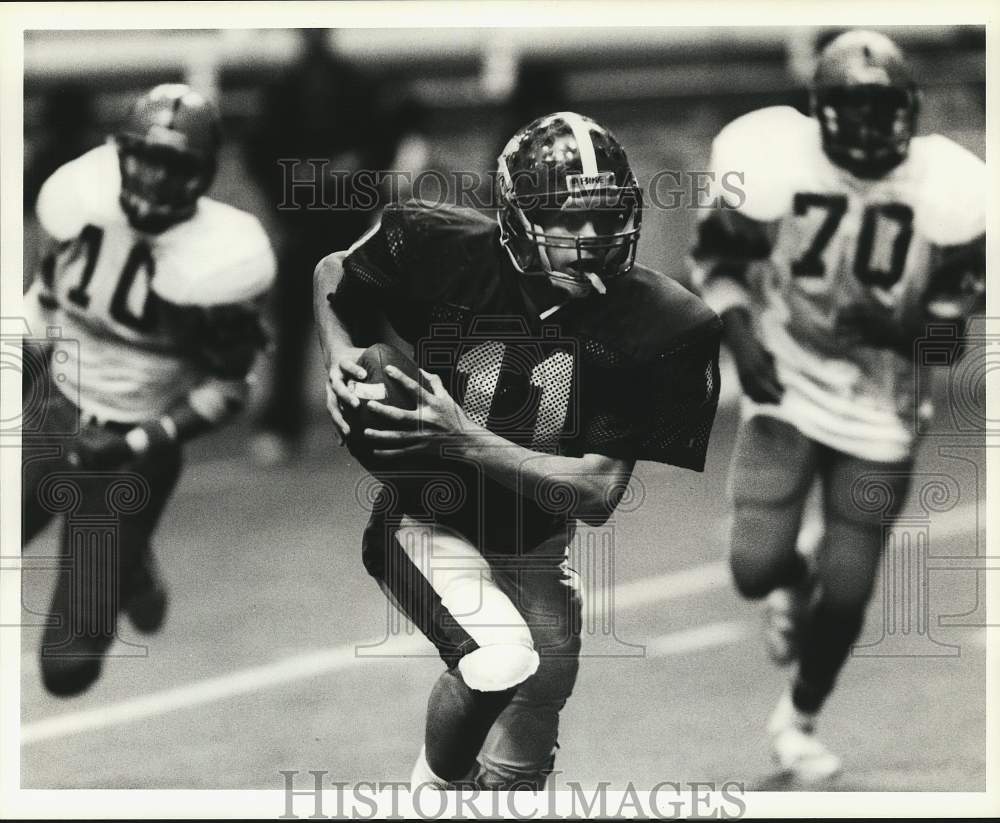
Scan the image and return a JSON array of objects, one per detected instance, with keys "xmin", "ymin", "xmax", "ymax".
[
  {"xmin": 769, "ymin": 448, "xmax": 911, "ymax": 781},
  {"xmin": 367, "ymin": 513, "xmax": 538, "ymax": 787},
  {"xmin": 793, "ymin": 450, "xmax": 912, "ymax": 713},
  {"xmin": 119, "ymin": 441, "xmax": 184, "ymax": 633},
  {"xmin": 476, "ymin": 539, "xmax": 582, "ymax": 790},
  {"xmin": 39, "ymin": 434, "xmax": 183, "ymax": 696},
  {"xmin": 728, "ymin": 415, "xmax": 818, "ymax": 601},
  {"xmin": 21, "ymin": 385, "xmax": 79, "ymax": 545},
  {"xmin": 416, "ymin": 669, "xmax": 517, "ymax": 787}
]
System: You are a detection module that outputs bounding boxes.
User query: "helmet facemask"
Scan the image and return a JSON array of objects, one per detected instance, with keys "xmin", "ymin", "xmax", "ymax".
[
  {"xmin": 116, "ymin": 136, "xmax": 214, "ymax": 233},
  {"xmin": 814, "ymin": 83, "xmax": 918, "ymax": 179},
  {"xmin": 499, "ymin": 175, "xmax": 642, "ymax": 295}
]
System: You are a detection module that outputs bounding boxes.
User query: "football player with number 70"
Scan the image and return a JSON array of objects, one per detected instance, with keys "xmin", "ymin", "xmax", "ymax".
[{"xmin": 690, "ymin": 30, "xmax": 986, "ymax": 782}]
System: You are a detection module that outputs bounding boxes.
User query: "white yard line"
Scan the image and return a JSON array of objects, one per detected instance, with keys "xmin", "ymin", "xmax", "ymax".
[
  {"xmin": 646, "ymin": 620, "xmax": 747, "ymax": 657},
  {"xmin": 20, "ymin": 502, "xmax": 981, "ymax": 745},
  {"xmin": 21, "ymin": 559, "xmax": 731, "ymax": 746}
]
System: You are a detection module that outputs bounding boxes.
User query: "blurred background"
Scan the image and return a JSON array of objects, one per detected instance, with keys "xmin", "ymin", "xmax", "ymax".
[
  {"xmin": 22, "ymin": 26, "xmax": 987, "ymax": 442},
  {"xmin": 19, "ymin": 26, "xmax": 989, "ymax": 793},
  {"xmin": 23, "ymin": 25, "xmax": 986, "ymax": 278}
]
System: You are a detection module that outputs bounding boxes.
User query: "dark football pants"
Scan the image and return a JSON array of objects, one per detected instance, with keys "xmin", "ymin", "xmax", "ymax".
[
  {"xmin": 364, "ymin": 513, "xmax": 581, "ymax": 789},
  {"xmin": 22, "ymin": 383, "xmax": 183, "ymax": 696},
  {"xmin": 728, "ymin": 415, "xmax": 912, "ymax": 713}
]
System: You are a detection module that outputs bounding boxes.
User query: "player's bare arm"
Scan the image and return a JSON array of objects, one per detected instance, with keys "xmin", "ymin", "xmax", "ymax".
[
  {"xmin": 692, "ymin": 209, "xmax": 783, "ymax": 404},
  {"xmin": 720, "ymin": 305, "xmax": 784, "ymax": 404},
  {"xmin": 313, "ymin": 251, "xmax": 369, "ymax": 438}
]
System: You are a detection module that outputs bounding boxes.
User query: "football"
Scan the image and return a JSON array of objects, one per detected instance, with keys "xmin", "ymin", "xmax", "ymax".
[{"xmin": 343, "ymin": 342, "xmax": 432, "ymax": 470}]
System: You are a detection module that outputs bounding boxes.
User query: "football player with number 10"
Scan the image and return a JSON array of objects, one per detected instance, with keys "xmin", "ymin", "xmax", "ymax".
[{"xmin": 22, "ymin": 85, "xmax": 276, "ymax": 697}]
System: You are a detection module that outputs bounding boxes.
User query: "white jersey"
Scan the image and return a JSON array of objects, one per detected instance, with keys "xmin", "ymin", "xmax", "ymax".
[
  {"xmin": 697, "ymin": 106, "xmax": 986, "ymax": 462},
  {"xmin": 31, "ymin": 143, "xmax": 276, "ymax": 423}
]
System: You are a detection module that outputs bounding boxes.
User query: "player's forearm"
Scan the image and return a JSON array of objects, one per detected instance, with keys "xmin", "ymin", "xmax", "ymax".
[
  {"xmin": 124, "ymin": 380, "xmax": 247, "ymax": 456},
  {"xmin": 719, "ymin": 304, "xmax": 755, "ymax": 349},
  {"xmin": 313, "ymin": 252, "xmax": 358, "ymax": 358},
  {"xmin": 457, "ymin": 426, "xmax": 633, "ymax": 525},
  {"xmin": 314, "ymin": 251, "xmax": 392, "ymax": 362}
]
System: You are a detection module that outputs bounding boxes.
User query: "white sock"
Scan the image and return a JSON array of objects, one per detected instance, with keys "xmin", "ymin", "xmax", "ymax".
[{"xmin": 409, "ymin": 745, "xmax": 450, "ymax": 790}]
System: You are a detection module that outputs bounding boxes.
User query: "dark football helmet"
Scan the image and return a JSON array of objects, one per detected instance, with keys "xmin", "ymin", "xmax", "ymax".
[
  {"xmin": 811, "ymin": 30, "xmax": 920, "ymax": 179},
  {"xmin": 497, "ymin": 112, "xmax": 642, "ymax": 291},
  {"xmin": 115, "ymin": 84, "xmax": 221, "ymax": 233}
]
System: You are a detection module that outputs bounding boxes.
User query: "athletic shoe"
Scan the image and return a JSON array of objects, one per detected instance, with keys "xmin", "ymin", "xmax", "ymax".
[{"xmin": 767, "ymin": 689, "xmax": 842, "ymax": 783}]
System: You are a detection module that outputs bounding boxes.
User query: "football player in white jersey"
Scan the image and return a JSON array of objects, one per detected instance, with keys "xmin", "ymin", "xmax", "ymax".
[
  {"xmin": 691, "ymin": 30, "xmax": 985, "ymax": 781},
  {"xmin": 22, "ymin": 85, "xmax": 276, "ymax": 697}
]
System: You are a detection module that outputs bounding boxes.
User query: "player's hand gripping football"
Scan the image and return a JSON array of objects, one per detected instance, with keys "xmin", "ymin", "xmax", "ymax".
[
  {"xmin": 325, "ymin": 347, "xmax": 367, "ymax": 444},
  {"xmin": 364, "ymin": 366, "xmax": 477, "ymax": 458},
  {"xmin": 722, "ymin": 307, "xmax": 784, "ymax": 405}
]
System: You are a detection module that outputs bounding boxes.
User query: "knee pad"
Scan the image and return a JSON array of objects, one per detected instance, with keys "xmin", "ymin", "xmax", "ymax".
[
  {"xmin": 443, "ymin": 577, "xmax": 539, "ymax": 692},
  {"xmin": 458, "ymin": 643, "xmax": 539, "ymax": 692}
]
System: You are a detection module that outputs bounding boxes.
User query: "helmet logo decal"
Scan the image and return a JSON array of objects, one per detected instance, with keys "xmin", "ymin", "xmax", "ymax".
[
  {"xmin": 566, "ymin": 171, "xmax": 615, "ymax": 192},
  {"xmin": 848, "ymin": 62, "xmax": 891, "ymax": 85}
]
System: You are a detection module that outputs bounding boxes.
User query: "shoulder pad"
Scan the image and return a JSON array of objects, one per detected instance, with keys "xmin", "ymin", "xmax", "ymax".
[
  {"xmin": 387, "ymin": 198, "xmax": 496, "ymax": 235},
  {"xmin": 710, "ymin": 106, "xmax": 816, "ymax": 222},
  {"xmin": 152, "ymin": 199, "xmax": 276, "ymax": 307},
  {"xmin": 36, "ymin": 143, "xmax": 121, "ymax": 240},
  {"xmin": 381, "ymin": 199, "xmax": 500, "ymax": 301},
  {"xmin": 593, "ymin": 267, "xmax": 722, "ymax": 360},
  {"xmin": 911, "ymin": 135, "xmax": 986, "ymax": 247}
]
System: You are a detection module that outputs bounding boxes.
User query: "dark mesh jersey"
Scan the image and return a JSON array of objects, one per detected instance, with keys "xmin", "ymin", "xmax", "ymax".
[{"xmin": 335, "ymin": 200, "xmax": 722, "ymax": 556}]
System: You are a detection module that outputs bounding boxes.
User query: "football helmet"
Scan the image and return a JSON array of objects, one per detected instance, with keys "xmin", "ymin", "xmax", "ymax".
[
  {"xmin": 497, "ymin": 112, "xmax": 642, "ymax": 291},
  {"xmin": 811, "ymin": 30, "xmax": 919, "ymax": 179},
  {"xmin": 115, "ymin": 84, "xmax": 221, "ymax": 233}
]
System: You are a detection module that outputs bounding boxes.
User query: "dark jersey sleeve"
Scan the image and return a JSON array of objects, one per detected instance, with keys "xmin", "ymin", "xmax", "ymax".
[
  {"xmin": 925, "ymin": 233, "xmax": 986, "ymax": 318},
  {"xmin": 332, "ymin": 203, "xmax": 423, "ymax": 341},
  {"xmin": 689, "ymin": 206, "xmax": 775, "ymax": 317},
  {"xmin": 576, "ymin": 315, "xmax": 722, "ymax": 471},
  {"xmin": 334, "ymin": 201, "xmax": 508, "ymax": 342},
  {"xmin": 158, "ymin": 298, "xmax": 269, "ymax": 380},
  {"xmin": 340, "ymin": 205, "xmax": 410, "ymax": 295}
]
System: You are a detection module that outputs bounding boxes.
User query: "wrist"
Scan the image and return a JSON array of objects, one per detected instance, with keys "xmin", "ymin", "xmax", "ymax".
[
  {"xmin": 124, "ymin": 426, "xmax": 152, "ymax": 455},
  {"xmin": 455, "ymin": 419, "xmax": 494, "ymax": 459},
  {"xmin": 125, "ymin": 417, "xmax": 178, "ymax": 456}
]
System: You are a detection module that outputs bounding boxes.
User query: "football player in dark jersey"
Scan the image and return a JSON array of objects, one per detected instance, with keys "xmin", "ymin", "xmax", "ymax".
[{"xmin": 315, "ymin": 112, "xmax": 722, "ymax": 789}]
